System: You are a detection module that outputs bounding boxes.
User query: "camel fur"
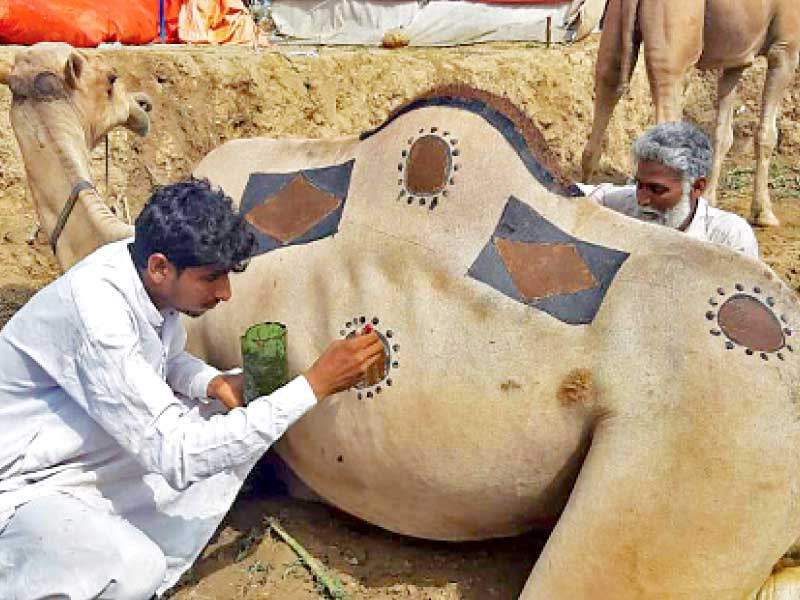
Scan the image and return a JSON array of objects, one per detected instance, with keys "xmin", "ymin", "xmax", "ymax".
[
  {"xmin": 7, "ymin": 43, "xmax": 800, "ymax": 598},
  {"xmin": 581, "ymin": 0, "xmax": 800, "ymax": 227}
]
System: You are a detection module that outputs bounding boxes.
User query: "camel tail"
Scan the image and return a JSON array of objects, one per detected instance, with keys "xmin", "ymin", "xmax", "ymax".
[{"xmin": 617, "ymin": 0, "xmax": 640, "ymax": 93}]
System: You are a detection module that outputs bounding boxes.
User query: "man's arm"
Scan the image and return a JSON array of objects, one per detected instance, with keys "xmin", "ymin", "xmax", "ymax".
[
  {"xmin": 709, "ymin": 214, "xmax": 760, "ymax": 259},
  {"xmin": 68, "ymin": 282, "xmax": 382, "ymax": 489},
  {"xmin": 71, "ymin": 318, "xmax": 312, "ymax": 489}
]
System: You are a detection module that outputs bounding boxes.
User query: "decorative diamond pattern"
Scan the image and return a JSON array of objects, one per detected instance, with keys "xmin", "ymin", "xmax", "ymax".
[
  {"xmin": 495, "ymin": 239, "xmax": 598, "ymax": 301},
  {"xmin": 245, "ymin": 175, "xmax": 341, "ymax": 244}
]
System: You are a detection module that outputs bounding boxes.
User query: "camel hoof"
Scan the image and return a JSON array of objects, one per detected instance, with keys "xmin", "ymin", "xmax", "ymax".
[
  {"xmin": 750, "ymin": 210, "xmax": 781, "ymax": 228},
  {"xmin": 755, "ymin": 566, "xmax": 800, "ymax": 600}
]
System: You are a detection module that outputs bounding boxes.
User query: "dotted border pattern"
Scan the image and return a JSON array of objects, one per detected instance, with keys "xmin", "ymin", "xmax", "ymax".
[
  {"xmin": 339, "ymin": 316, "xmax": 400, "ymax": 398},
  {"xmin": 396, "ymin": 129, "xmax": 459, "ymax": 211},
  {"xmin": 706, "ymin": 283, "xmax": 793, "ymax": 360}
]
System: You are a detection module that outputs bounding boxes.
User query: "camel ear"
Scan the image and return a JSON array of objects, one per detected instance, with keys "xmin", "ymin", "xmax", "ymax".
[{"xmin": 64, "ymin": 52, "xmax": 86, "ymax": 89}]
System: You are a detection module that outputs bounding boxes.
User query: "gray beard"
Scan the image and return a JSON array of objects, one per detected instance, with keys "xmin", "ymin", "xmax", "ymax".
[{"xmin": 635, "ymin": 190, "xmax": 693, "ymax": 230}]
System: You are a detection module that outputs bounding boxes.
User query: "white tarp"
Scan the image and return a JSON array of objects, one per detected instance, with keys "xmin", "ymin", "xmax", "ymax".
[{"xmin": 271, "ymin": 0, "xmax": 604, "ymax": 46}]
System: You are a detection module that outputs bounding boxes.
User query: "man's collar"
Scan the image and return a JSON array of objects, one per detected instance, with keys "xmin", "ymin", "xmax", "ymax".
[
  {"xmin": 684, "ymin": 197, "xmax": 710, "ymax": 238},
  {"xmin": 127, "ymin": 242, "xmax": 164, "ymax": 329}
]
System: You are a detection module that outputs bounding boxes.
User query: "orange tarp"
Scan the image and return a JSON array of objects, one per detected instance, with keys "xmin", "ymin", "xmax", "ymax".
[{"xmin": 0, "ymin": 0, "xmax": 183, "ymax": 47}]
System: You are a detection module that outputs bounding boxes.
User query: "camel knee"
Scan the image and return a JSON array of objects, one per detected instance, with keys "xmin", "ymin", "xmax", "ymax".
[
  {"xmin": 766, "ymin": 44, "xmax": 798, "ymax": 71},
  {"xmin": 581, "ymin": 145, "xmax": 600, "ymax": 180},
  {"xmin": 596, "ymin": 67, "xmax": 625, "ymax": 97},
  {"xmin": 756, "ymin": 124, "xmax": 778, "ymax": 156}
]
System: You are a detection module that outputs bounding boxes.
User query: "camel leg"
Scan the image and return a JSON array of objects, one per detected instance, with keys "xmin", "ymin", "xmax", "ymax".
[
  {"xmin": 706, "ymin": 67, "xmax": 746, "ymax": 207},
  {"xmin": 750, "ymin": 46, "xmax": 800, "ymax": 227},
  {"xmin": 753, "ymin": 567, "xmax": 800, "ymax": 600},
  {"xmin": 580, "ymin": 0, "xmax": 641, "ymax": 181},
  {"xmin": 518, "ymin": 412, "xmax": 799, "ymax": 599},
  {"xmin": 638, "ymin": 0, "xmax": 702, "ymax": 125},
  {"xmin": 647, "ymin": 70, "xmax": 684, "ymax": 123}
]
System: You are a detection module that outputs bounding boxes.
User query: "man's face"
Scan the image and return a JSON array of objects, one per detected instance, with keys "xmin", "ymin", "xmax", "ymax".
[
  {"xmin": 634, "ymin": 160, "xmax": 705, "ymax": 230},
  {"xmin": 635, "ymin": 160, "xmax": 684, "ymax": 214},
  {"xmin": 145, "ymin": 256, "xmax": 233, "ymax": 318},
  {"xmin": 167, "ymin": 266, "xmax": 233, "ymax": 318}
]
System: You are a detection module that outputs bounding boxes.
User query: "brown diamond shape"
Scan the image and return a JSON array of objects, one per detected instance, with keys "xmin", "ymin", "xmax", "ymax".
[
  {"xmin": 245, "ymin": 175, "xmax": 341, "ymax": 243},
  {"xmin": 496, "ymin": 239, "xmax": 598, "ymax": 301}
]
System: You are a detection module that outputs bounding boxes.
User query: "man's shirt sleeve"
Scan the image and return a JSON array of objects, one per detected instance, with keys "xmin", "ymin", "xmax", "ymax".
[
  {"xmin": 710, "ymin": 214, "xmax": 760, "ymax": 259},
  {"xmin": 164, "ymin": 321, "xmax": 221, "ymax": 400},
  {"xmin": 67, "ymin": 280, "xmax": 316, "ymax": 490}
]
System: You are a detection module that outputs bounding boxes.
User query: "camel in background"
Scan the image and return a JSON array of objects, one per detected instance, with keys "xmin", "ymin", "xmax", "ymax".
[
  {"xmin": 2, "ymin": 43, "xmax": 151, "ymax": 268},
  {"xmin": 8, "ymin": 43, "xmax": 800, "ymax": 598},
  {"xmin": 581, "ymin": 0, "xmax": 800, "ymax": 227}
]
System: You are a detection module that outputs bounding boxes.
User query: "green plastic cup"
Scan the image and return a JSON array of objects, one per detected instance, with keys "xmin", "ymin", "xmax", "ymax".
[{"xmin": 241, "ymin": 322, "xmax": 288, "ymax": 404}]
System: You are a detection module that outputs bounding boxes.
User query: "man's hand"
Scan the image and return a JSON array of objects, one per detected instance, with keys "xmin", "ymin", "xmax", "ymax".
[
  {"xmin": 304, "ymin": 331, "xmax": 385, "ymax": 401},
  {"xmin": 207, "ymin": 373, "xmax": 245, "ymax": 409}
]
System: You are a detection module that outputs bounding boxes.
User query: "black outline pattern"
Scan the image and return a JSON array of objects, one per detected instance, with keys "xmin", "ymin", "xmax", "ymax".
[
  {"xmin": 240, "ymin": 160, "xmax": 355, "ymax": 257},
  {"xmin": 468, "ymin": 197, "xmax": 629, "ymax": 325}
]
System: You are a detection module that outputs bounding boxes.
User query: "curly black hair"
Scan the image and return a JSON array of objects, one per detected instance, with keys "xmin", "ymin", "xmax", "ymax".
[{"xmin": 130, "ymin": 177, "xmax": 255, "ymax": 272}]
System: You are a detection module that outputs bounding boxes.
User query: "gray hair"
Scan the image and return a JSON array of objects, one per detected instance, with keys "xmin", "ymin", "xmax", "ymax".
[{"xmin": 632, "ymin": 122, "xmax": 713, "ymax": 183}]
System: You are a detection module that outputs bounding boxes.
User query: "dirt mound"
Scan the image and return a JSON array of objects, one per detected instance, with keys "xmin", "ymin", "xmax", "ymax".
[{"xmin": 0, "ymin": 37, "xmax": 799, "ymax": 599}]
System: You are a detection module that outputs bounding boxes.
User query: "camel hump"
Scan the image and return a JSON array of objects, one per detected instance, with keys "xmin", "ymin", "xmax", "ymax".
[{"xmin": 362, "ymin": 84, "xmax": 581, "ymax": 198}]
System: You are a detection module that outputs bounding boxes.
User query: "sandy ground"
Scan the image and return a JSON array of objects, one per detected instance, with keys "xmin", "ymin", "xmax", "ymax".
[{"xmin": 1, "ymin": 36, "xmax": 799, "ymax": 599}]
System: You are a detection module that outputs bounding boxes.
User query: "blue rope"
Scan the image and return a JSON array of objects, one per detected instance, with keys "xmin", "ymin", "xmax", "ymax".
[{"xmin": 159, "ymin": 0, "xmax": 166, "ymax": 43}]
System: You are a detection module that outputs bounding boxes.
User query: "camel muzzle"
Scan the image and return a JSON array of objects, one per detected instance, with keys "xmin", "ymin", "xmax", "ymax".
[{"xmin": 127, "ymin": 92, "xmax": 152, "ymax": 136}]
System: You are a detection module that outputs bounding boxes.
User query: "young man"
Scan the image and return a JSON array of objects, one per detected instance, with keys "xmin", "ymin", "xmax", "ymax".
[
  {"xmin": 0, "ymin": 178, "xmax": 384, "ymax": 599},
  {"xmin": 578, "ymin": 122, "xmax": 760, "ymax": 259}
]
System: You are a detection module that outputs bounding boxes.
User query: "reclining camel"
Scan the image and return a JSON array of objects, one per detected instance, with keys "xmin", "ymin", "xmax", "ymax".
[
  {"xmin": 7, "ymin": 42, "xmax": 800, "ymax": 598},
  {"xmin": 581, "ymin": 0, "xmax": 800, "ymax": 227}
]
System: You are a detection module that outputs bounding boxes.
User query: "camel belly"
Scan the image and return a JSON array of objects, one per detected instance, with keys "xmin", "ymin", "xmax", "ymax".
[
  {"xmin": 189, "ymin": 229, "xmax": 599, "ymax": 540},
  {"xmin": 697, "ymin": 0, "xmax": 772, "ymax": 69},
  {"xmin": 277, "ymin": 375, "xmax": 592, "ymax": 541}
]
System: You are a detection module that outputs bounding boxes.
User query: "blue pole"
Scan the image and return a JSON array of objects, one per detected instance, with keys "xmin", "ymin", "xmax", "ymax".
[{"xmin": 159, "ymin": 0, "xmax": 166, "ymax": 43}]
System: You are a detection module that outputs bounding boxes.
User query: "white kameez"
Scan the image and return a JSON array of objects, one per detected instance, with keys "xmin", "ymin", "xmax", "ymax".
[
  {"xmin": 577, "ymin": 184, "xmax": 760, "ymax": 259},
  {"xmin": 0, "ymin": 239, "xmax": 317, "ymax": 595}
]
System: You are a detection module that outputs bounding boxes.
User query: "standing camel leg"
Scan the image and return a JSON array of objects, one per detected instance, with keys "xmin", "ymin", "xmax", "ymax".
[
  {"xmin": 706, "ymin": 66, "xmax": 746, "ymax": 206},
  {"xmin": 750, "ymin": 46, "xmax": 799, "ymax": 227},
  {"xmin": 581, "ymin": 0, "xmax": 641, "ymax": 181},
  {"xmin": 639, "ymin": 0, "xmax": 703, "ymax": 125},
  {"xmin": 649, "ymin": 74, "xmax": 684, "ymax": 123}
]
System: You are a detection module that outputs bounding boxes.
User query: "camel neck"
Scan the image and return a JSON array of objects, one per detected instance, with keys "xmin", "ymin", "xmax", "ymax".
[{"xmin": 11, "ymin": 99, "xmax": 133, "ymax": 270}]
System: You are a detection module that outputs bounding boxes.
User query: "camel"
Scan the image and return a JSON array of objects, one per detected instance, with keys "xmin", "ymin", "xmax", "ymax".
[
  {"xmin": 581, "ymin": 0, "xmax": 800, "ymax": 227},
  {"xmin": 7, "ymin": 43, "xmax": 800, "ymax": 598},
  {"xmin": 2, "ymin": 42, "xmax": 151, "ymax": 268}
]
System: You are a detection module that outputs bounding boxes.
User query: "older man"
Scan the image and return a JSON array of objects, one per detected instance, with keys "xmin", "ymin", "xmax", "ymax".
[{"xmin": 579, "ymin": 122, "xmax": 759, "ymax": 259}]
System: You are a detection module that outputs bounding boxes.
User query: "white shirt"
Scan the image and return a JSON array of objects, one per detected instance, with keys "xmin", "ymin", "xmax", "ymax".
[
  {"xmin": 578, "ymin": 184, "xmax": 760, "ymax": 259},
  {"xmin": 0, "ymin": 239, "xmax": 317, "ymax": 592}
]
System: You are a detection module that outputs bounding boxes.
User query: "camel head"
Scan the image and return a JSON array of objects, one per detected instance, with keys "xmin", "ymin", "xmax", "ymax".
[{"xmin": 0, "ymin": 42, "xmax": 151, "ymax": 148}]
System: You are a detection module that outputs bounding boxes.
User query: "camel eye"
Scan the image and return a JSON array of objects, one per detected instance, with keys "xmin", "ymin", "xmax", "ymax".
[{"xmin": 107, "ymin": 73, "xmax": 117, "ymax": 98}]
